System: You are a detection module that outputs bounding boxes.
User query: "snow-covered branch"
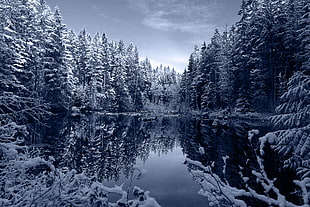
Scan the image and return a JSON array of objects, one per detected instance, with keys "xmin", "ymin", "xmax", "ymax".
[
  {"xmin": 185, "ymin": 130, "xmax": 310, "ymax": 207},
  {"xmin": 0, "ymin": 157, "xmax": 161, "ymax": 207},
  {"xmin": 185, "ymin": 158, "xmax": 249, "ymax": 207},
  {"xmin": 0, "ymin": 92, "xmax": 50, "ymax": 122}
]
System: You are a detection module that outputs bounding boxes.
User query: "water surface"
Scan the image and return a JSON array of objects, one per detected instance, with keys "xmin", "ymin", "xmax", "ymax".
[{"xmin": 34, "ymin": 113, "xmax": 280, "ymax": 206}]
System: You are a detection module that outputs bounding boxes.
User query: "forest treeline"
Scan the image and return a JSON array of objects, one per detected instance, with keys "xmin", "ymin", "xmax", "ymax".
[
  {"xmin": 0, "ymin": 0, "xmax": 179, "ymax": 141},
  {"xmin": 180, "ymin": 0, "xmax": 309, "ymax": 114}
]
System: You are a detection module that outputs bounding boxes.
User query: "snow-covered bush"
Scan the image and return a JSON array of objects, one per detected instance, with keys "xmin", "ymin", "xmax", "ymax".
[
  {"xmin": 185, "ymin": 129, "xmax": 310, "ymax": 207},
  {"xmin": 0, "ymin": 113, "xmax": 160, "ymax": 207},
  {"xmin": 0, "ymin": 120, "xmax": 27, "ymax": 160},
  {"xmin": 0, "ymin": 156, "xmax": 161, "ymax": 207}
]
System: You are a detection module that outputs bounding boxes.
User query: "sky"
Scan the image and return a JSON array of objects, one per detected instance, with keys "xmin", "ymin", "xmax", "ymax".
[{"xmin": 45, "ymin": 0, "xmax": 242, "ymax": 72}]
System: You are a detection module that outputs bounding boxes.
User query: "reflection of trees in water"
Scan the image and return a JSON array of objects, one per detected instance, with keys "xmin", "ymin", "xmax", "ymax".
[
  {"xmin": 179, "ymin": 117, "xmax": 302, "ymax": 206},
  {"xmin": 179, "ymin": 118, "xmax": 262, "ymax": 205},
  {"xmin": 179, "ymin": 118, "xmax": 252, "ymax": 187},
  {"xmin": 58, "ymin": 114, "xmax": 179, "ymax": 182}
]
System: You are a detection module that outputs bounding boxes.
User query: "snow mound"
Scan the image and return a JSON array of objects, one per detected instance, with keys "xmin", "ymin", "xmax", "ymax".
[
  {"xmin": 259, "ymin": 132, "xmax": 278, "ymax": 155},
  {"xmin": 248, "ymin": 129, "xmax": 259, "ymax": 142}
]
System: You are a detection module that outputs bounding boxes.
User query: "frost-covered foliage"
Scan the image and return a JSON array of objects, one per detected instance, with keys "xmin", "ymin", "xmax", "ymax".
[
  {"xmin": 186, "ymin": 159, "xmax": 249, "ymax": 207},
  {"xmin": 187, "ymin": 158, "xmax": 309, "ymax": 207},
  {"xmin": 0, "ymin": 157, "xmax": 160, "ymax": 207},
  {"xmin": 185, "ymin": 130, "xmax": 310, "ymax": 207},
  {"xmin": 271, "ymin": 72, "xmax": 310, "ymax": 129},
  {"xmin": 270, "ymin": 72, "xmax": 310, "ymax": 176},
  {"xmin": 258, "ymin": 132, "xmax": 278, "ymax": 156},
  {"xmin": 0, "ymin": 115, "xmax": 161, "ymax": 206}
]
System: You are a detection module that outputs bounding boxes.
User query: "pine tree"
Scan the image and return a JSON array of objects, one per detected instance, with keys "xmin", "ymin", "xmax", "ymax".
[
  {"xmin": 139, "ymin": 57, "xmax": 152, "ymax": 104},
  {"xmin": 218, "ymin": 28, "xmax": 234, "ymax": 112},
  {"xmin": 270, "ymin": 71, "xmax": 310, "ymax": 170},
  {"xmin": 0, "ymin": 0, "xmax": 50, "ymax": 144},
  {"xmin": 75, "ymin": 29, "xmax": 92, "ymax": 109},
  {"xmin": 0, "ymin": 0, "xmax": 31, "ymax": 98},
  {"xmin": 179, "ymin": 68, "xmax": 190, "ymax": 110},
  {"xmin": 232, "ymin": 0, "xmax": 256, "ymax": 113},
  {"xmin": 126, "ymin": 44, "xmax": 143, "ymax": 110},
  {"xmin": 187, "ymin": 49, "xmax": 201, "ymax": 110},
  {"xmin": 201, "ymin": 30, "xmax": 222, "ymax": 111},
  {"xmin": 110, "ymin": 41, "xmax": 132, "ymax": 112},
  {"xmin": 297, "ymin": 0, "xmax": 310, "ymax": 75},
  {"xmin": 41, "ymin": 7, "xmax": 74, "ymax": 112},
  {"xmin": 94, "ymin": 33, "xmax": 115, "ymax": 111},
  {"xmin": 85, "ymin": 33, "xmax": 104, "ymax": 109}
]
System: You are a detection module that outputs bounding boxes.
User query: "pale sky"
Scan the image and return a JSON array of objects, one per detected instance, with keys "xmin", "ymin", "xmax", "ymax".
[{"xmin": 45, "ymin": 0, "xmax": 242, "ymax": 72}]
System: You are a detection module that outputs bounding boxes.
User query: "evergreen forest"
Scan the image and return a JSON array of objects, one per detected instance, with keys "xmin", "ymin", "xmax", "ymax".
[{"xmin": 0, "ymin": 0, "xmax": 309, "ymax": 206}]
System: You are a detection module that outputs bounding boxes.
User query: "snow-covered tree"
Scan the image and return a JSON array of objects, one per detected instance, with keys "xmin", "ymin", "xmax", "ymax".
[
  {"xmin": 270, "ymin": 71, "xmax": 310, "ymax": 174},
  {"xmin": 41, "ymin": 7, "xmax": 74, "ymax": 112}
]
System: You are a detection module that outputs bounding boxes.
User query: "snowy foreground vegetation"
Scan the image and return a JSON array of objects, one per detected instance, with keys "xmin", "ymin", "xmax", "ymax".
[
  {"xmin": 0, "ymin": 149, "xmax": 160, "ymax": 206},
  {"xmin": 185, "ymin": 130, "xmax": 309, "ymax": 207},
  {"xmin": 0, "ymin": 0, "xmax": 309, "ymax": 206}
]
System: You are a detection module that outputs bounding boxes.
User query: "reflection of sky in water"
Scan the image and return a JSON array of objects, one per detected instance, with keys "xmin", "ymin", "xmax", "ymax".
[
  {"xmin": 64, "ymin": 115, "xmax": 210, "ymax": 206},
  {"xmin": 103, "ymin": 146, "xmax": 208, "ymax": 206},
  {"xmin": 134, "ymin": 146, "xmax": 209, "ymax": 207}
]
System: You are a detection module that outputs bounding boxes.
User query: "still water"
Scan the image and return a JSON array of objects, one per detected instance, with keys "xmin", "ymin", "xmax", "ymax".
[
  {"xmin": 135, "ymin": 147, "xmax": 205, "ymax": 206},
  {"xmin": 38, "ymin": 113, "xmax": 274, "ymax": 206},
  {"xmin": 51, "ymin": 114, "xmax": 214, "ymax": 206},
  {"xmin": 105, "ymin": 146, "xmax": 208, "ymax": 207}
]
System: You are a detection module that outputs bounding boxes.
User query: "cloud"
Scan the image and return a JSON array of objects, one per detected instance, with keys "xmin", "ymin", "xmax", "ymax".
[
  {"xmin": 128, "ymin": 0, "xmax": 219, "ymax": 36},
  {"xmin": 91, "ymin": 4, "xmax": 99, "ymax": 11},
  {"xmin": 98, "ymin": 13, "xmax": 131, "ymax": 26},
  {"xmin": 99, "ymin": 13, "xmax": 109, "ymax": 19}
]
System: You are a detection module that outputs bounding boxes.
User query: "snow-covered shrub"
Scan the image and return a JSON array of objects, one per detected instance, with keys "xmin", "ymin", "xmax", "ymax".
[
  {"xmin": 0, "ymin": 120, "xmax": 27, "ymax": 160},
  {"xmin": 185, "ymin": 130, "xmax": 310, "ymax": 207},
  {"xmin": 0, "ymin": 117, "xmax": 160, "ymax": 207},
  {"xmin": 186, "ymin": 157, "xmax": 309, "ymax": 207},
  {"xmin": 0, "ymin": 157, "xmax": 161, "ymax": 207}
]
